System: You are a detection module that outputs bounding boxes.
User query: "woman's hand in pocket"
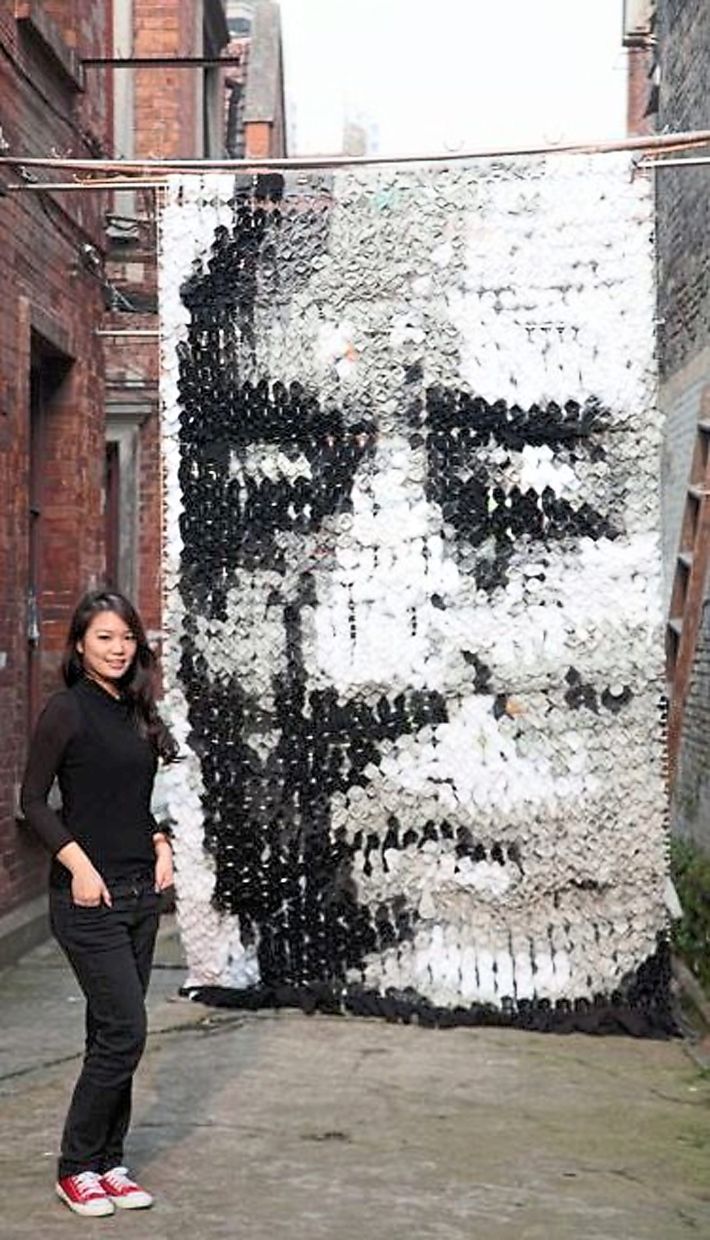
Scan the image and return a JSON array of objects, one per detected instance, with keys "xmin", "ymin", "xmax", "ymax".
[
  {"xmin": 56, "ymin": 842, "xmax": 112, "ymax": 906},
  {"xmin": 71, "ymin": 864, "xmax": 112, "ymax": 907}
]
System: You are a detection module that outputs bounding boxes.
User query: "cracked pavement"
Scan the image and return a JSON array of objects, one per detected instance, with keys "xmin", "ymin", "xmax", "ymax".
[{"xmin": 1, "ymin": 917, "xmax": 710, "ymax": 1239}]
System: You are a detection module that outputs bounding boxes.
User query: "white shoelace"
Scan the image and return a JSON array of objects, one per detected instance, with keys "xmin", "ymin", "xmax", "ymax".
[
  {"xmin": 72, "ymin": 1171, "xmax": 105, "ymax": 1197},
  {"xmin": 103, "ymin": 1166, "xmax": 135, "ymax": 1190}
]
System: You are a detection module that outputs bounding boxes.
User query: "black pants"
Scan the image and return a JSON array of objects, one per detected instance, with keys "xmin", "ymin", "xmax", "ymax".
[{"xmin": 49, "ymin": 876, "xmax": 160, "ymax": 1179}]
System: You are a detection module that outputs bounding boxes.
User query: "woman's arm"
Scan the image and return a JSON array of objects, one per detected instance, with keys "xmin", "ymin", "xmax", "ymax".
[
  {"xmin": 21, "ymin": 693, "xmax": 112, "ymax": 906},
  {"xmin": 20, "ymin": 693, "xmax": 79, "ymax": 856}
]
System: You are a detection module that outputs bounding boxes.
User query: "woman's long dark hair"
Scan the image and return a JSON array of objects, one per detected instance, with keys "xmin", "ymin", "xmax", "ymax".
[{"xmin": 62, "ymin": 589, "xmax": 179, "ymax": 764}]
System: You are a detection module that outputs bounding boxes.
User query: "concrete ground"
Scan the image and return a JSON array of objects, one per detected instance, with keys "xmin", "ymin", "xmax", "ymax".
[{"xmin": 1, "ymin": 920, "xmax": 710, "ymax": 1240}]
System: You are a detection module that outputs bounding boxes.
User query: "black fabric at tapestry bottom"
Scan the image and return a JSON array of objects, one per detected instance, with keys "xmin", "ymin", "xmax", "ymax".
[
  {"xmin": 178, "ymin": 982, "xmax": 678, "ymax": 1038},
  {"xmin": 173, "ymin": 195, "xmax": 673, "ymax": 1040},
  {"xmin": 178, "ymin": 942, "xmax": 679, "ymax": 1039}
]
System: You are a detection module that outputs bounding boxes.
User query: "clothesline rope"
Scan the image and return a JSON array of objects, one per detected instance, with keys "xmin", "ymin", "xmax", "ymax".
[{"xmin": 1, "ymin": 127, "xmax": 709, "ymax": 178}]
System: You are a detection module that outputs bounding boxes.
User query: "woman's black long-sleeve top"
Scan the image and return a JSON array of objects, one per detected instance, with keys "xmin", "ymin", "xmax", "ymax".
[{"xmin": 20, "ymin": 677, "xmax": 158, "ymax": 888}]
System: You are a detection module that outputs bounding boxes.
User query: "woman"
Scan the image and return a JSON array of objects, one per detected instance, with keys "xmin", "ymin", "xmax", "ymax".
[{"xmin": 21, "ymin": 589, "xmax": 178, "ymax": 1217}]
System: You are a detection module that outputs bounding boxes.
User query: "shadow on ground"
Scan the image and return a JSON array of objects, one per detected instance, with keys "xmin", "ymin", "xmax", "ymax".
[{"xmin": 1, "ymin": 916, "xmax": 710, "ymax": 1240}]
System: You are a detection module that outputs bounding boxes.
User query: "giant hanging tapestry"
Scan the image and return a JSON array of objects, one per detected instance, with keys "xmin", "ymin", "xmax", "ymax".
[{"xmin": 158, "ymin": 155, "xmax": 672, "ymax": 1034}]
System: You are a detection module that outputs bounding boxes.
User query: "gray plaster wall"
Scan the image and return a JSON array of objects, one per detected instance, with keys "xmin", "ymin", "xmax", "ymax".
[{"xmin": 659, "ymin": 348, "xmax": 710, "ymax": 609}]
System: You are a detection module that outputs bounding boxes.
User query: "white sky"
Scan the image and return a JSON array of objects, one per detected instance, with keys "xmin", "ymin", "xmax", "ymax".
[{"xmin": 277, "ymin": 0, "xmax": 629, "ymax": 156}]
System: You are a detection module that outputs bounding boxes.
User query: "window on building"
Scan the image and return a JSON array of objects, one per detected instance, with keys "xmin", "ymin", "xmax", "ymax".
[
  {"xmin": 27, "ymin": 335, "xmax": 72, "ymax": 729},
  {"xmin": 105, "ymin": 441, "xmax": 121, "ymax": 588},
  {"xmin": 104, "ymin": 410, "xmax": 143, "ymax": 600},
  {"xmin": 227, "ymin": 0, "xmax": 254, "ymax": 39},
  {"xmin": 203, "ymin": 64, "xmax": 223, "ymax": 157},
  {"xmin": 228, "ymin": 16, "xmax": 252, "ymax": 37},
  {"xmin": 622, "ymin": 0, "xmax": 655, "ymax": 47}
]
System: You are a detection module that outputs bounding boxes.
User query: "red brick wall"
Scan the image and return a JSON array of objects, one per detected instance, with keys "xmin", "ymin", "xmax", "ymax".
[
  {"xmin": 103, "ymin": 0, "xmax": 285, "ymax": 677},
  {"xmin": 106, "ymin": 1, "xmax": 208, "ymax": 659},
  {"xmin": 0, "ymin": 0, "xmax": 112, "ymax": 916},
  {"xmin": 626, "ymin": 47, "xmax": 655, "ymax": 137},
  {"xmin": 245, "ymin": 119, "xmax": 271, "ymax": 159},
  {"xmin": 133, "ymin": 0, "xmax": 201, "ymax": 158}
]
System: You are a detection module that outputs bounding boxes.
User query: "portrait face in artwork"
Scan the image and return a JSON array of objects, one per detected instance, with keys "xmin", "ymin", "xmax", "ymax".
[{"xmin": 172, "ymin": 167, "xmax": 666, "ymax": 1016}]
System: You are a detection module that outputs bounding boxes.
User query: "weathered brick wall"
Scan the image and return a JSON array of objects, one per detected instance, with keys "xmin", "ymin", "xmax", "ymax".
[
  {"xmin": 39, "ymin": 0, "xmax": 112, "ymax": 146},
  {"xmin": 656, "ymin": 0, "xmax": 710, "ymax": 846},
  {"xmin": 626, "ymin": 46, "xmax": 655, "ymax": 137},
  {"xmin": 105, "ymin": 1, "xmax": 207, "ymax": 662},
  {"xmin": 0, "ymin": 0, "xmax": 111, "ymax": 917},
  {"xmin": 133, "ymin": 0, "xmax": 201, "ymax": 159},
  {"xmin": 104, "ymin": 0, "xmax": 284, "ymax": 661}
]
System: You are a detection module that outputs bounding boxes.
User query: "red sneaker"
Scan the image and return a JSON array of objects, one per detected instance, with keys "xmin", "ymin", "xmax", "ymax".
[
  {"xmin": 100, "ymin": 1165, "xmax": 153, "ymax": 1210},
  {"xmin": 56, "ymin": 1171, "xmax": 114, "ymax": 1217}
]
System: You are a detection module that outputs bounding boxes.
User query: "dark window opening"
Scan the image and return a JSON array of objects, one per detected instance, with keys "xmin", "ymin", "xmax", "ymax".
[
  {"xmin": 105, "ymin": 441, "xmax": 121, "ymax": 588},
  {"xmin": 28, "ymin": 335, "xmax": 72, "ymax": 730}
]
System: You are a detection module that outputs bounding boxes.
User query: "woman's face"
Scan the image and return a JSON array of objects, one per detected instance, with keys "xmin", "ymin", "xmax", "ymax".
[{"xmin": 77, "ymin": 610, "xmax": 137, "ymax": 690}]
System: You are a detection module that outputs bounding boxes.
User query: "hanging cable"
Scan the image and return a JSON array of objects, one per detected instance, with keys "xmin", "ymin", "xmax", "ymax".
[{"xmin": 0, "ymin": 127, "xmax": 709, "ymax": 180}]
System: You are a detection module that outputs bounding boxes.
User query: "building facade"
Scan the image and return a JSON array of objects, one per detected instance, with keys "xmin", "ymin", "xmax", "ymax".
[
  {"xmin": 103, "ymin": 0, "xmax": 286, "ymax": 635},
  {"xmin": 0, "ymin": 0, "xmax": 287, "ymax": 962},
  {"xmin": 622, "ymin": 0, "xmax": 657, "ymax": 137},
  {"xmin": 0, "ymin": 0, "xmax": 113, "ymax": 960},
  {"xmin": 653, "ymin": 0, "xmax": 710, "ymax": 845},
  {"xmin": 103, "ymin": 0, "xmax": 231, "ymax": 646}
]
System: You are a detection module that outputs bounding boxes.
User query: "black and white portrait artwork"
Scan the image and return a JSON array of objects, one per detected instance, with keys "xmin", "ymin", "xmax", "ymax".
[{"xmin": 158, "ymin": 157, "xmax": 672, "ymax": 1033}]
